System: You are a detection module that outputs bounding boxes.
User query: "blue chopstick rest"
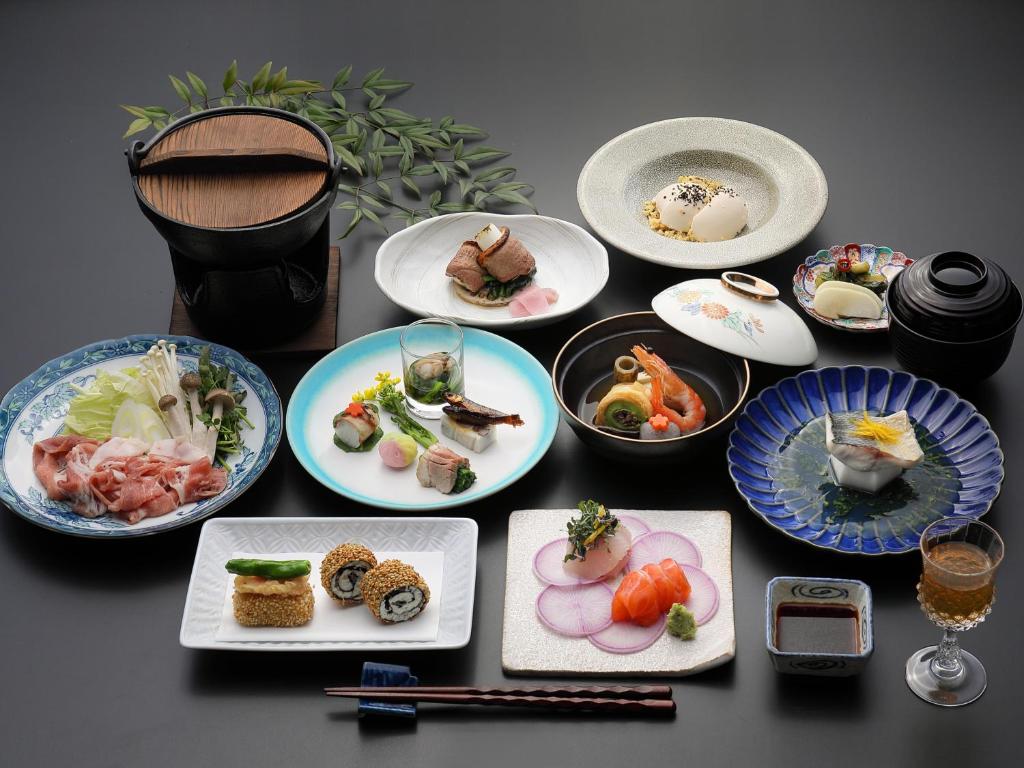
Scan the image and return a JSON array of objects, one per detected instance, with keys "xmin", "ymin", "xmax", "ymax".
[{"xmin": 358, "ymin": 661, "xmax": 418, "ymax": 719}]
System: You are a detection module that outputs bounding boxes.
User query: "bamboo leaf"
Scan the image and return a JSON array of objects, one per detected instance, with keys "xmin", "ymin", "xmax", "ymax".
[
  {"xmin": 372, "ymin": 78, "xmax": 413, "ymax": 92},
  {"xmin": 401, "ymin": 176, "xmax": 421, "ymax": 197},
  {"xmin": 269, "ymin": 67, "xmax": 288, "ymax": 92},
  {"xmin": 454, "ymin": 160, "xmax": 471, "ymax": 176},
  {"xmin": 458, "ymin": 178, "xmax": 474, "ymax": 198},
  {"xmin": 491, "ymin": 189, "xmax": 537, "ymax": 210},
  {"xmin": 341, "ymin": 208, "xmax": 363, "ymax": 238},
  {"xmin": 169, "ymin": 75, "xmax": 191, "ymax": 103},
  {"xmin": 399, "ymin": 135, "xmax": 414, "ymax": 156},
  {"xmin": 440, "ymin": 115, "xmax": 454, "ymax": 129},
  {"xmin": 120, "ymin": 104, "xmax": 149, "ymax": 119},
  {"xmin": 334, "ymin": 144, "xmax": 365, "ymax": 175},
  {"xmin": 474, "ymin": 166, "xmax": 516, "ymax": 183},
  {"xmin": 186, "ymin": 71, "xmax": 208, "ymax": 97},
  {"xmin": 362, "ymin": 66, "xmax": 385, "ymax": 87},
  {"xmin": 220, "ymin": 96, "xmax": 235, "ymax": 106},
  {"xmin": 429, "ymin": 190, "xmax": 442, "ymax": 207},
  {"xmin": 251, "ymin": 61, "xmax": 273, "ymax": 91},
  {"xmin": 223, "ymin": 60, "xmax": 238, "ymax": 91},
  {"xmin": 433, "ymin": 161, "xmax": 448, "ymax": 184},
  {"xmin": 399, "ymin": 152, "xmax": 413, "ymax": 175},
  {"xmin": 337, "ymin": 201, "xmax": 360, "ymax": 210},
  {"xmin": 452, "ymin": 138, "xmax": 464, "ymax": 159},
  {"xmin": 333, "ymin": 65, "xmax": 352, "ymax": 89},
  {"xmin": 361, "ymin": 207, "xmax": 385, "ymax": 228},
  {"xmin": 407, "ymin": 164, "xmax": 435, "ymax": 176},
  {"xmin": 437, "ymin": 201, "xmax": 476, "ymax": 213},
  {"xmin": 369, "ymin": 93, "xmax": 385, "ymax": 110},
  {"xmin": 374, "ymin": 180, "xmax": 392, "ymax": 199},
  {"xmin": 461, "ymin": 145, "xmax": 508, "ymax": 164},
  {"xmin": 332, "ymin": 90, "xmax": 346, "ymax": 109},
  {"xmin": 491, "ymin": 181, "xmax": 532, "ymax": 193},
  {"xmin": 447, "ymin": 123, "xmax": 487, "ymax": 137},
  {"xmin": 360, "ymin": 193, "xmax": 386, "ymax": 209},
  {"xmin": 473, "ymin": 190, "xmax": 490, "ymax": 207},
  {"xmin": 123, "ymin": 117, "xmax": 151, "ymax": 138},
  {"xmin": 375, "ymin": 145, "xmax": 405, "ymax": 157},
  {"xmin": 279, "ymin": 79, "xmax": 322, "ymax": 94}
]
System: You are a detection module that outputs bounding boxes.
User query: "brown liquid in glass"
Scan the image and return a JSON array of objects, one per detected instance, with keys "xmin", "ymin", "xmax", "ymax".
[{"xmin": 775, "ymin": 603, "xmax": 860, "ymax": 654}]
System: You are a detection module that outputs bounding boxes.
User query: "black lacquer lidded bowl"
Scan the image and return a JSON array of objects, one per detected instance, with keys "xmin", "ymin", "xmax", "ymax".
[
  {"xmin": 887, "ymin": 252, "xmax": 1022, "ymax": 382},
  {"xmin": 126, "ymin": 106, "xmax": 343, "ymax": 346}
]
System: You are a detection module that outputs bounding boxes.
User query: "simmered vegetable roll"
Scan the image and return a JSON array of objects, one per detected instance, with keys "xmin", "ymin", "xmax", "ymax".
[
  {"xmin": 320, "ymin": 543, "xmax": 378, "ymax": 605},
  {"xmin": 361, "ymin": 560, "xmax": 431, "ymax": 624}
]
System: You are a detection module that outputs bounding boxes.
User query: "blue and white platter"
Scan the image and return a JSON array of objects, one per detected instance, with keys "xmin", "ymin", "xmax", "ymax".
[
  {"xmin": 286, "ymin": 326, "xmax": 558, "ymax": 511},
  {"xmin": 0, "ymin": 335, "xmax": 282, "ymax": 538},
  {"xmin": 727, "ymin": 366, "xmax": 1003, "ymax": 555}
]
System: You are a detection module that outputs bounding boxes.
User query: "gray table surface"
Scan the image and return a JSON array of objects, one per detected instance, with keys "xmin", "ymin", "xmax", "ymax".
[{"xmin": 1, "ymin": 1, "xmax": 1020, "ymax": 766}]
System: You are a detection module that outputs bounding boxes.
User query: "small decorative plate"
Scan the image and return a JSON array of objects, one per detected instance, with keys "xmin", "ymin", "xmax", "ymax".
[
  {"xmin": 792, "ymin": 243, "xmax": 912, "ymax": 332},
  {"xmin": 375, "ymin": 212, "xmax": 609, "ymax": 328},
  {"xmin": 180, "ymin": 516, "xmax": 477, "ymax": 650},
  {"xmin": 286, "ymin": 326, "xmax": 558, "ymax": 511},
  {"xmin": 502, "ymin": 509, "xmax": 735, "ymax": 676},
  {"xmin": 0, "ymin": 335, "xmax": 281, "ymax": 538},
  {"xmin": 577, "ymin": 117, "xmax": 828, "ymax": 269},
  {"xmin": 727, "ymin": 366, "xmax": 1003, "ymax": 555}
]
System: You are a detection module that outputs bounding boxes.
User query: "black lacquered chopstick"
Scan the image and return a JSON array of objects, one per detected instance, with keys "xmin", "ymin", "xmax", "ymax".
[
  {"xmin": 324, "ymin": 689, "xmax": 675, "ymax": 714},
  {"xmin": 323, "ymin": 684, "xmax": 673, "ymax": 700}
]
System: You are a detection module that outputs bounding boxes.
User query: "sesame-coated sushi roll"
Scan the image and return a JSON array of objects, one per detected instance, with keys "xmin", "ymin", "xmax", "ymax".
[
  {"xmin": 320, "ymin": 543, "xmax": 378, "ymax": 605},
  {"xmin": 226, "ymin": 558, "xmax": 314, "ymax": 627},
  {"xmin": 361, "ymin": 560, "xmax": 431, "ymax": 624}
]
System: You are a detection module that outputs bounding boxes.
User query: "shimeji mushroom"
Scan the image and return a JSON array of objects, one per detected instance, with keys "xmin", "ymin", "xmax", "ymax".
[
  {"xmin": 179, "ymin": 371, "xmax": 211, "ymax": 447},
  {"xmin": 203, "ymin": 387, "xmax": 235, "ymax": 460}
]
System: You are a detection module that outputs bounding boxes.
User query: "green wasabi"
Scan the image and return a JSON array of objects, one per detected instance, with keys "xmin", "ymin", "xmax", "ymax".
[{"xmin": 667, "ymin": 603, "xmax": 697, "ymax": 640}]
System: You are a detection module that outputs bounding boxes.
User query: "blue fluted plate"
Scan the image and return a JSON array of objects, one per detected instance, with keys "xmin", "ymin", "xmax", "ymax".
[
  {"xmin": 286, "ymin": 326, "xmax": 558, "ymax": 511},
  {"xmin": 0, "ymin": 335, "xmax": 281, "ymax": 538},
  {"xmin": 727, "ymin": 366, "xmax": 1003, "ymax": 555}
]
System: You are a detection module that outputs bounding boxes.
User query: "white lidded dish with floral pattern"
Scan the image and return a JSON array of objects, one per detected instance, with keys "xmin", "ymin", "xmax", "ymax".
[{"xmin": 651, "ymin": 272, "xmax": 817, "ymax": 366}]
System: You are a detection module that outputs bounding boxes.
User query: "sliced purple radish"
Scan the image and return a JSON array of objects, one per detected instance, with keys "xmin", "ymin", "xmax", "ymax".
[
  {"xmin": 615, "ymin": 514, "xmax": 651, "ymax": 537},
  {"xmin": 535, "ymin": 582, "xmax": 614, "ymax": 637},
  {"xmin": 628, "ymin": 530, "xmax": 702, "ymax": 571},
  {"xmin": 534, "ymin": 538, "xmax": 598, "ymax": 586},
  {"xmin": 681, "ymin": 564, "xmax": 719, "ymax": 625},
  {"xmin": 588, "ymin": 614, "xmax": 667, "ymax": 654}
]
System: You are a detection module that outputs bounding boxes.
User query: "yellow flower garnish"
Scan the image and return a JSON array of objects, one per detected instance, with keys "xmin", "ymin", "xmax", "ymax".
[
  {"xmin": 351, "ymin": 392, "xmax": 364, "ymax": 403},
  {"xmin": 852, "ymin": 411, "xmax": 902, "ymax": 444}
]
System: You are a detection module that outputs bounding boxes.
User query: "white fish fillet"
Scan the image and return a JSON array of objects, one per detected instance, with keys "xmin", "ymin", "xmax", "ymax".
[{"xmin": 826, "ymin": 410, "xmax": 924, "ymax": 472}]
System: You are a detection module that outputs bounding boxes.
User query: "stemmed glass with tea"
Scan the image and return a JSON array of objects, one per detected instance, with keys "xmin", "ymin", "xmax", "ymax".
[
  {"xmin": 399, "ymin": 317, "xmax": 465, "ymax": 419},
  {"xmin": 906, "ymin": 517, "xmax": 1004, "ymax": 707}
]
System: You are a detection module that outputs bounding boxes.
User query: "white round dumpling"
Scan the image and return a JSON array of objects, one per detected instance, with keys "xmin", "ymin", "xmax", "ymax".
[
  {"xmin": 654, "ymin": 182, "xmax": 710, "ymax": 233},
  {"xmin": 690, "ymin": 188, "xmax": 748, "ymax": 242}
]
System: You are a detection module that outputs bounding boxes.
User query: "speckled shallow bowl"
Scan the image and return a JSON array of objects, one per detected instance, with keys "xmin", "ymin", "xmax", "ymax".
[
  {"xmin": 793, "ymin": 244, "xmax": 912, "ymax": 332},
  {"xmin": 577, "ymin": 118, "xmax": 828, "ymax": 269},
  {"xmin": 727, "ymin": 366, "xmax": 1003, "ymax": 555}
]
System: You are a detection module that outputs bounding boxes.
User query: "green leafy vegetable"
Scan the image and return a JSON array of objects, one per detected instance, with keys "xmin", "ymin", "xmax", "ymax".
[
  {"xmin": 375, "ymin": 379, "xmax": 438, "ymax": 449},
  {"xmin": 564, "ymin": 500, "xmax": 620, "ymax": 562},
  {"xmin": 64, "ymin": 368, "xmax": 155, "ymax": 439},
  {"xmin": 196, "ymin": 346, "xmax": 253, "ymax": 468},
  {"xmin": 452, "ymin": 465, "xmax": 476, "ymax": 494},
  {"xmin": 225, "ymin": 558, "xmax": 311, "ymax": 579}
]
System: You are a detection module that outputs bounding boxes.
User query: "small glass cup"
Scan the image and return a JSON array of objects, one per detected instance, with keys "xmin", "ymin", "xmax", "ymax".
[
  {"xmin": 905, "ymin": 517, "xmax": 1004, "ymax": 707},
  {"xmin": 399, "ymin": 318, "xmax": 465, "ymax": 419}
]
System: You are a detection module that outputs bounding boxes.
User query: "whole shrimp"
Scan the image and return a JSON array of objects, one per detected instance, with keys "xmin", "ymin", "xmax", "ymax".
[{"xmin": 631, "ymin": 345, "xmax": 706, "ymax": 434}]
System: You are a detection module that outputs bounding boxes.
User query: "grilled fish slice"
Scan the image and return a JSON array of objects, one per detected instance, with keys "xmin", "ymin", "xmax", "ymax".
[
  {"xmin": 442, "ymin": 393, "xmax": 524, "ymax": 427},
  {"xmin": 825, "ymin": 410, "xmax": 923, "ymax": 471}
]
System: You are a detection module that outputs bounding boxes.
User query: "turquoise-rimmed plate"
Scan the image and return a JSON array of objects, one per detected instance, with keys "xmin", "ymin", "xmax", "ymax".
[
  {"xmin": 287, "ymin": 327, "xmax": 558, "ymax": 511},
  {"xmin": 0, "ymin": 335, "xmax": 281, "ymax": 538}
]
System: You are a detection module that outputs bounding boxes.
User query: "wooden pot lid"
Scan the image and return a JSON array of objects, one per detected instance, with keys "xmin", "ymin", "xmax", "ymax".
[{"xmin": 137, "ymin": 113, "xmax": 330, "ymax": 229}]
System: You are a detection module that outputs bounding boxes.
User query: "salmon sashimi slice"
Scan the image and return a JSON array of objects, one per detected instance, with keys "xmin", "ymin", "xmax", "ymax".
[
  {"xmin": 642, "ymin": 562, "xmax": 681, "ymax": 612},
  {"xmin": 659, "ymin": 558, "xmax": 692, "ymax": 603},
  {"xmin": 611, "ymin": 570, "xmax": 662, "ymax": 626}
]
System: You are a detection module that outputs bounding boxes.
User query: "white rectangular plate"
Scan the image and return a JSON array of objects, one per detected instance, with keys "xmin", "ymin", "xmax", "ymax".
[
  {"xmin": 181, "ymin": 517, "xmax": 477, "ymax": 651},
  {"xmin": 502, "ymin": 509, "xmax": 734, "ymax": 676}
]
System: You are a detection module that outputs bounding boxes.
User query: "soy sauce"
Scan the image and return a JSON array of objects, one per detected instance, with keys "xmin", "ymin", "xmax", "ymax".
[{"xmin": 775, "ymin": 603, "xmax": 860, "ymax": 654}]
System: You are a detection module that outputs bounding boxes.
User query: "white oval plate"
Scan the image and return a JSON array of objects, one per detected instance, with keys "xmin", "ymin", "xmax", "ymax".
[
  {"xmin": 577, "ymin": 117, "xmax": 828, "ymax": 270},
  {"xmin": 374, "ymin": 212, "xmax": 608, "ymax": 328},
  {"xmin": 286, "ymin": 326, "xmax": 558, "ymax": 511}
]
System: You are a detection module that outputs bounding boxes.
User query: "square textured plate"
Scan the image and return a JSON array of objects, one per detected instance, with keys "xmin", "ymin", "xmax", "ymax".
[
  {"xmin": 502, "ymin": 509, "xmax": 734, "ymax": 676},
  {"xmin": 180, "ymin": 516, "xmax": 477, "ymax": 650}
]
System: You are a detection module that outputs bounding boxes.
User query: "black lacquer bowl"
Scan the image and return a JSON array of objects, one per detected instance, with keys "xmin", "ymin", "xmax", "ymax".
[
  {"xmin": 887, "ymin": 251, "xmax": 1022, "ymax": 382},
  {"xmin": 552, "ymin": 311, "xmax": 750, "ymax": 462}
]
